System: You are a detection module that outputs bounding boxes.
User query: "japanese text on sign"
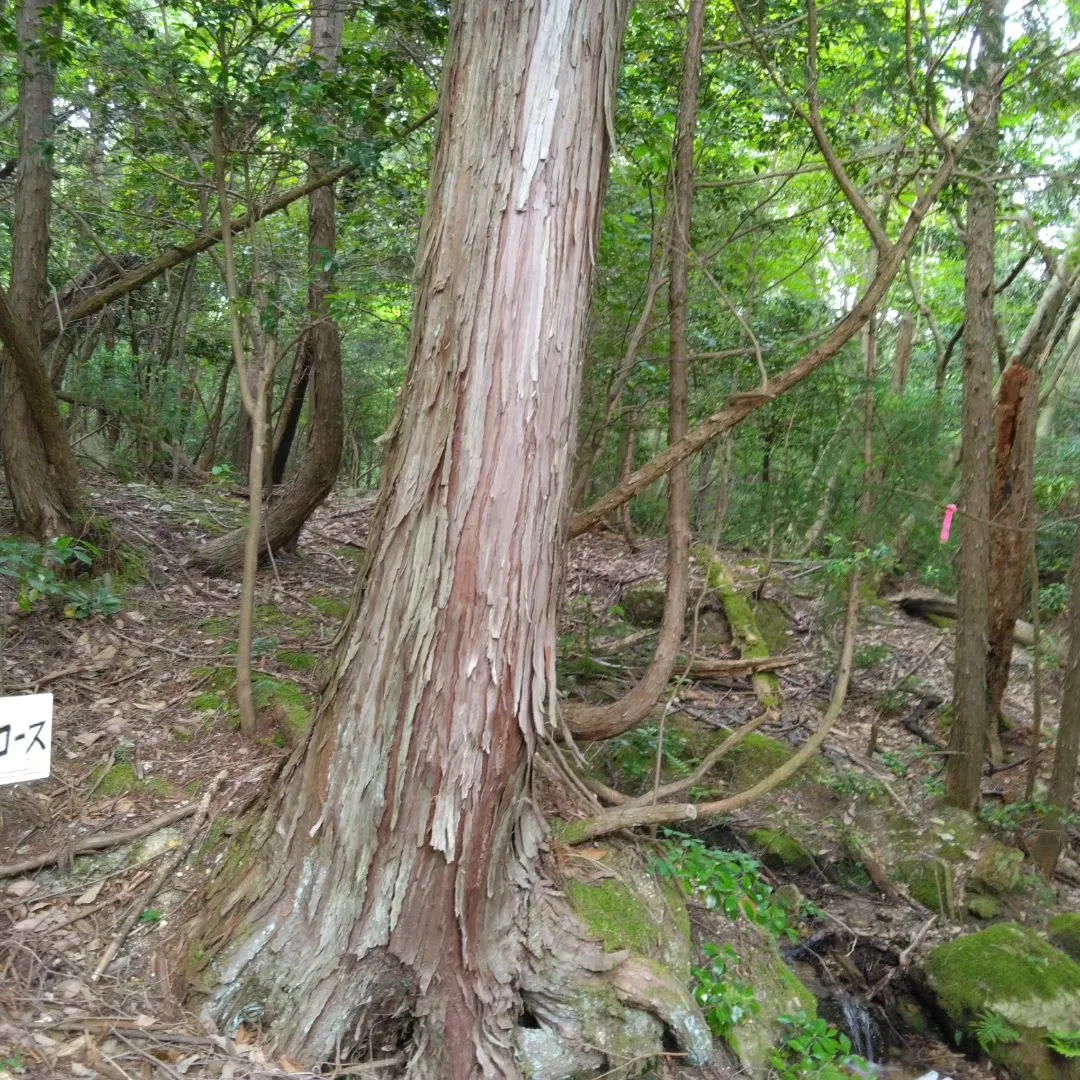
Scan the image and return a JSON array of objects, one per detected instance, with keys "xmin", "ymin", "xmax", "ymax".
[{"xmin": 0, "ymin": 693, "xmax": 53, "ymax": 785}]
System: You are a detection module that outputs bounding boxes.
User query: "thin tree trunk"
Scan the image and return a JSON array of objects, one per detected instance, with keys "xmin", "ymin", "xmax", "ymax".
[
  {"xmin": 269, "ymin": 344, "xmax": 313, "ymax": 483},
  {"xmin": 947, "ymin": 0, "xmax": 1004, "ymax": 811},
  {"xmin": 617, "ymin": 413, "xmax": 639, "ymax": 550},
  {"xmin": 984, "ymin": 241, "xmax": 1080, "ymax": 733},
  {"xmin": 891, "ymin": 312, "xmax": 914, "ymax": 395},
  {"xmin": 1033, "ymin": 522, "xmax": 1080, "ymax": 875},
  {"xmin": 193, "ymin": 4, "xmax": 345, "ymax": 571},
  {"xmin": 183, "ymin": 7, "xmax": 698, "ymax": 1079},
  {"xmin": 0, "ymin": 0, "xmax": 82, "ymax": 538},
  {"xmin": 565, "ymin": 0, "xmax": 703, "ymax": 742}
]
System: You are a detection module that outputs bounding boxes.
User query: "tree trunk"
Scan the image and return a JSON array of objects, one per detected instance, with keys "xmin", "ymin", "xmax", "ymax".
[
  {"xmin": 269, "ymin": 344, "xmax": 314, "ymax": 484},
  {"xmin": 193, "ymin": 4, "xmax": 346, "ymax": 571},
  {"xmin": 181, "ymin": 5, "xmax": 706, "ymax": 1078},
  {"xmin": 0, "ymin": 0, "xmax": 82, "ymax": 538},
  {"xmin": 985, "ymin": 363, "xmax": 1037, "ymax": 727},
  {"xmin": 565, "ymin": 0, "xmax": 703, "ymax": 742},
  {"xmin": 1033, "ymin": 521, "xmax": 1080, "ymax": 875},
  {"xmin": 947, "ymin": 0, "xmax": 1003, "ymax": 811},
  {"xmin": 891, "ymin": 312, "xmax": 914, "ymax": 395},
  {"xmin": 985, "ymin": 248, "xmax": 1080, "ymax": 724}
]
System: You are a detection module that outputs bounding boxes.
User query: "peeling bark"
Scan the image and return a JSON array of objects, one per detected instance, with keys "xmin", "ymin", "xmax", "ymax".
[{"xmin": 181, "ymin": 5, "xmax": 713, "ymax": 1077}]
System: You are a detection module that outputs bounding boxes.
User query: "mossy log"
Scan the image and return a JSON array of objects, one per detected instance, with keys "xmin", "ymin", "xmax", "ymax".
[{"xmin": 692, "ymin": 545, "xmax": 781, "ymax": 710}]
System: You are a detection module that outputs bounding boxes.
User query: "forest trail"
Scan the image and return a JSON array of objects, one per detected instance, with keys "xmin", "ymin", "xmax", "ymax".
[{"xmin": 1, "ymin": 478, "xmax": 1074, "ymax": 1079}]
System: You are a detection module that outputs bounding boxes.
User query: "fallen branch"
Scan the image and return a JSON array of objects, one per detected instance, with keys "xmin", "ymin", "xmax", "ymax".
[
  {"xmin": 565, "ymin": 572, "xmax": 861, "ymax": 844},
  {"xmin": 0, "ymin": 801, "xmax": 200, "ymax": 880},
  {"xmin": 687, "ymin": 653, "xmax": 805, "ymax": 679},
  {"xmin": 92, "ymin": 770, "xmax": 226, "ymax": 980},
  {"xmin": 896, "ymin": 593, "xmax": 1069, "ymax": 662}
]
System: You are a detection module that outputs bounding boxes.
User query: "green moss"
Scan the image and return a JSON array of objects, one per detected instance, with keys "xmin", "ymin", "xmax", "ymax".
[
  {"xmin": 1049, "ymin": 914, "xmax": 1080, "ymax": 962},
  {"xmin": 309, "ymin": 594, "xmax": 348, "ymax": 619},
  {"xmin": 276, "ymin": 650, "xmax": 317, "ymax": 671},
  {"xmin": 252, "ymin": 675, "xmax": 313, "ymax": 733},
  {"xmin": 564, "ymin": 879, "xmax": 656, "ymax": 955},
  {"xmin": 193, "ymin": 691, "xmax": 225, "ymax": 711},
  {"xmin": 970, "ymin": 842, "xmax": 1025, "ymax": 896},
  {"xmin": 926, "ymin": 923, "xmax": 1080, "ymax": 1025},
  {"xmin": 725, "ymin": 732, "xmax": 794, "ymax": 790},
  {"xmin": 91, "ymin": 763, "xmax": 171, "ymax": 798},
  {"xmin": 621, "ymin": 581, "xmax": 668, "ymax": 627},
  {"xmin": 748, "ymin": 828, "xmax": 812, "ymax": 871},
  {"xmin": 967, "ymin": 894, "xmax": 1001, "ymax": 920},
  {"xmin": 95, "ymin": 763, "xmax": 139, "ymax": 796},
  {"xmin": 254, "ymin": 604, "xmax": 315, "ymax": 637},
  {"xmin": 198, "ymin": 617, "xmax": 233, "ymax": 637},
  {"xmin": 897, "ymin": 856, "xmax": 955, "ymax": 915},
  {"xmin": 335, "ymin": 545, "xmax": 366, "ymax": 566}
]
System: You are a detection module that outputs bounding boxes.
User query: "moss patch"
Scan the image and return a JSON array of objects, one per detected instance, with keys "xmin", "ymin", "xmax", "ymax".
[
  {"xmin": 924, "ymin": 923, "xmax": 1080, "ymax": 1080},
  {"xmin": 276, "ymin": 649, "xmax": 317, "ymax": 671},
  {"xmin": 1049, "ymin": 914, "xmax": 1080, "ymax": 962},
  {"xmin": 724, "ymin": 732, "xmax": 794, "ymax": 790},
  {"xmin": 193, "ymin": 691, "xmax": 225, "ymax": 712},
  {"xmin": 966, "ymin": 894, "xmax": 1001, "ymax": 920},
  {"xmin": 309, "ymin": 594, "xmax": 348, "ymax": 619},
  {"xmin": 748, "ymin": 827, "xmax": 812, "ymax": 871},
  {"xmin": 970, "ymin": 842, "xmax": 1025, "ymax": 896},
  {"xmin": 252, "ymin": 676, "xmax": 313, "ymax": 734},
  {"xmin": 94, "ymin": 763, "xmax": 140, "ymax": 796},
  {"xmin": 564, "ymin": 879, "xmax": 656, "ymax": 955}
]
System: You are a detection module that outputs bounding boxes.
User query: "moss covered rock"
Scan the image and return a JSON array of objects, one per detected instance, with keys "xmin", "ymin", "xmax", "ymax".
[
  {"xmin": 967, "ymin": 894, "xmax": 1001, "ymax": 920},
  {"xmin": 621, "ymin": 582, "xmax": 668, "ymax": 627},
  {"xmin": 747, "ymin": 828, "xmax": 813, "ymax": 872},
  {"xmin": 706, "ymin": 918, "xmax": 817, "ymax": 1077},
  {"xmin": 970, "ymin": 842, "xmax": 1025, "ymax": 896},
  {"xmin": 1049, "ymin": 914, "xmax": 1080, "ymax": 963},
  {"xmin": 923, "ymin": 923, "xmax": 1080, "ymax": 1080}
]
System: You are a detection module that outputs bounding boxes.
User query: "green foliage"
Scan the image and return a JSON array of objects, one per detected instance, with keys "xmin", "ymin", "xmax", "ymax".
[
  {"xmin": 0, "ymin": 537, "xmax": 122, "ymax": 618},
  {"xmin": 138, "ymin": 907, "xmax": 163, "ymax": 925},
  {"xmin": 973, "ymin": 1010, "xmax": 1021, "ymax": 1053},
  {"xmin": 600, "ymin": 722, "xmax": 696, "ymax": 792},
  {"xmin": 1046, "ymin": 1029, "xmax": 1080, "ymax": 1058},
  {"xmin": 770, "ymin": 1010, "xmax": 864, "ymax": 1080},
  {"xmin": 692, "ymin": 943, "xmax": 760, "ymax": 1038},
  {"xmin": 654, "ymin": 832, "xmax": 796, "ymax": 943}
]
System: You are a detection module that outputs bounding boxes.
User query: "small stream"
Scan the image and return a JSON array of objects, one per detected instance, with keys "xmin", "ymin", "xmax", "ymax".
[{"xmin": 781, "ymin": 938, "xmax": 960, "ymax": 1080}]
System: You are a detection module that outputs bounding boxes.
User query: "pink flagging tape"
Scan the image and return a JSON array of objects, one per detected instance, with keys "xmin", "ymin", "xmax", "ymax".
[{"xmin": 940, "ymin": 503, "xmax": 957, "ymax": 543}]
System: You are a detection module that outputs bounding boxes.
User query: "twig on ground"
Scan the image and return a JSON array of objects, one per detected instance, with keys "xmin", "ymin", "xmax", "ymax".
[
  {"xmin": 92, "ymin": 770, "xmax": 226, "ymax": 980},
  {"xmin": 0, "ymin": 802, "xmax": 201, "ymax": 880}
]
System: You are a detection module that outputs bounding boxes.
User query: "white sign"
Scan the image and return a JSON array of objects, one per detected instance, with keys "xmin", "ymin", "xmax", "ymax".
[{"xmin": 0, "ymin": 693, "xmax": 53, "ymax": 785}]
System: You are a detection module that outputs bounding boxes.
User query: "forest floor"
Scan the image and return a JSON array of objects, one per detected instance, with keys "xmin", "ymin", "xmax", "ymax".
[{"xmin": 0, "ymin": 477, "xmax": 1076, "ymax": 1080}]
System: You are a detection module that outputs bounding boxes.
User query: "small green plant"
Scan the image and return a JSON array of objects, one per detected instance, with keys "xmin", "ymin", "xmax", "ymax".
[
  {"xmin": 973, "ymin": 1009, "xmax": 1021, "ymax": 1052},
  {"xmin": 1046, "ymin": 1029, "xmax": 1080, "ymax": 1058},
  {"xmin": 1038, "ymin": 581, "xmax": 1069, "ymax": 619},
  {"xmin": 0, "ymin": 536, "xmax": 121, "ymax": 618},
  {"xmin": 601, "ymin": 723, "xmax": 695, "ymax": 791},
  {"xmin": 654, "ymin": 832, "xmax": 796, "ymax": 942},
  {"xmin": 138, "ymin": 907, "xmax": 163, "ymax": 925},
  {"xmin": 854, "ymin": 644, "xmax": 890, "ymax": 670},
  {"xmin": 210, "ymin": 462, "xmax": 235, "ymax": 485},
  {"xmin": 770, "ymin": 1010, "xmax": 865, "ymax": 1080},
  {"xmin": 692, "ymin": 943, "xmax": 759, "ymax": 1037},
  {"xmin": 0, "ymin": 1051, "xmax": 25, "ymax": 1071},
  {"xmin": 826, "ymin": 769, "xmax": 883, "ymax": 799}
]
